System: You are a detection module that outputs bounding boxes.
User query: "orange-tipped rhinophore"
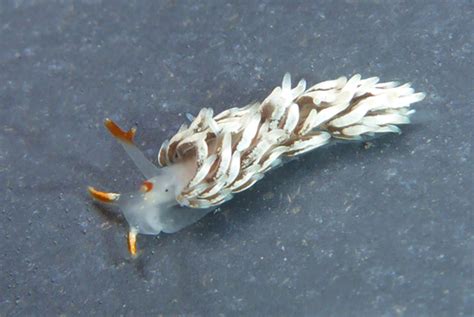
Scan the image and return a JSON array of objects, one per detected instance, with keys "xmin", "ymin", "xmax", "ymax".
[{"xmin": 104, "ymin": 118, "xmax": 136, "ymax": 144}]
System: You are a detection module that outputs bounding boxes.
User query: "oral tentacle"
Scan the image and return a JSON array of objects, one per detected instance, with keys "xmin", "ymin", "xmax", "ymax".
[
  {"xmin": 88, "ymin": 186, "xmax": 120, "ymax": 203},
  {"xmin": 128, "ymin": 229, "xmax": 138, "ymax": 256}
]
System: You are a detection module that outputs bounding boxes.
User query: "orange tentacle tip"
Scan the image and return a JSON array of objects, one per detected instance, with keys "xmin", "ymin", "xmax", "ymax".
[
  {"xmin": 88, "ymin": 186, "xmax": 120, "ymax": 203},
  {"xmin": 104, "ymin": 118, "xmax": 136, "ymax": 144},
  {"xmin": 128, "ymin": 231, "xmax": 138, "ymax": 256}
]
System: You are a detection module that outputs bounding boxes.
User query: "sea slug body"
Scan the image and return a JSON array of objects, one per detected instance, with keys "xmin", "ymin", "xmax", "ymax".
[{"xmin": 89, "ymin": 73, "xmax": 425, "ymax": 255}]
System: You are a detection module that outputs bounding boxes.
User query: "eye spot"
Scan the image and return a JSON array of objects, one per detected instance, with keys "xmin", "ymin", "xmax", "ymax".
[{"xmin": 165, "ymin": 189, "xmax": 169, "ymax": 192}]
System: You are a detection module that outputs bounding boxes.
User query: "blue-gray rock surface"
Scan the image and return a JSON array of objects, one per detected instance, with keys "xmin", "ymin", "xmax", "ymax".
[{"xmin": 0, "ymin": 1, "xmax": 472, "ymax": 316}]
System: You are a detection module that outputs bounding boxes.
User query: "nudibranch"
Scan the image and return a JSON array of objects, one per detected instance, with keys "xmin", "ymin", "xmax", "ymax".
[{"xmin": 89, "ymin": 73, "xmax": 425, "ymax": 256}]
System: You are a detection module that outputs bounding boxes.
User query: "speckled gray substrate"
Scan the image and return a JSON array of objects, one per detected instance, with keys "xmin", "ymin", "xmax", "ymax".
[{"xmin": 0, "ymin": 1, "xmax": 472, "ymax": 316}]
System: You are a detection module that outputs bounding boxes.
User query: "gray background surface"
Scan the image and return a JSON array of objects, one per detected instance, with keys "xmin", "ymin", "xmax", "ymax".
[{"xmin": 0, "ymin": 1, "xmax": 472, "ymax": 316}]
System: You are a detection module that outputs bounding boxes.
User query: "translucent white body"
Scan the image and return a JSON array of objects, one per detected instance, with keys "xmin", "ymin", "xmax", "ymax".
[
  {"xmin": 111, "ymin": 140, "xmax": 215, "ymax": 235},
  {"xmin": 117, "ymin": 166, "xmax": 214, "ymax": 235}
]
